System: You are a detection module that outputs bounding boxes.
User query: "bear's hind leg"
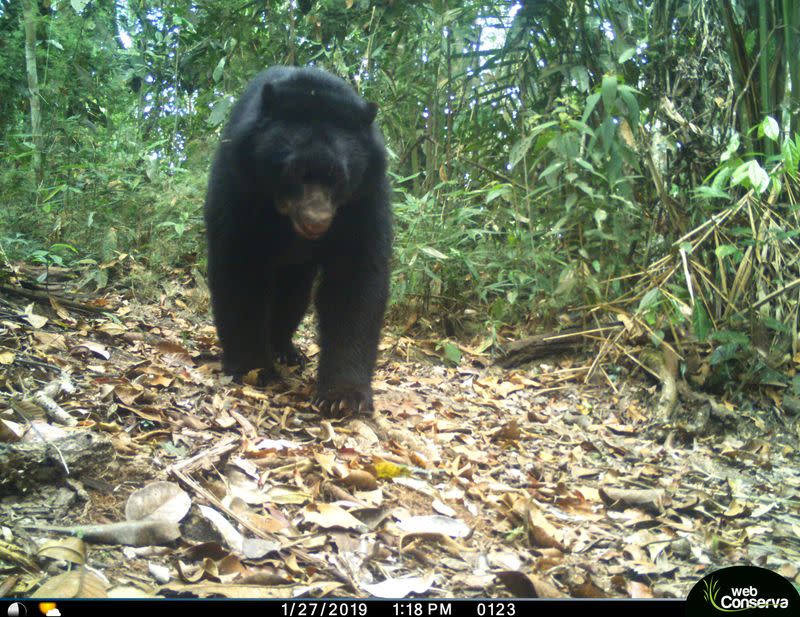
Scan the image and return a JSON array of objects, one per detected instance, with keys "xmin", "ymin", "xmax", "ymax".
[{"xmin": 271, "ymin": 264, "xmax": 317, "ymax": 367}]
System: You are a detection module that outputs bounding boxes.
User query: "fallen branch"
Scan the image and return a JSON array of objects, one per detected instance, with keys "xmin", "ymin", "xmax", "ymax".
[
  {"xmin": 0, "ymin": 284, "xmax": 108, "ymax": 313},
  {"xmin": 495, "ymin": 323, "xmax": 623, "ymax": 368}
]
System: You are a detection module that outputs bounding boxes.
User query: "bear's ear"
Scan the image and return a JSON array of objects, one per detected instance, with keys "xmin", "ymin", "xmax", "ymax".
[
  {"xmin": 363, "ymin": 101, "xmax": 378, "ymax": 125},
  {"xmin": 261, "ymin": 83, "xmax": 276, "ymax": 111}
]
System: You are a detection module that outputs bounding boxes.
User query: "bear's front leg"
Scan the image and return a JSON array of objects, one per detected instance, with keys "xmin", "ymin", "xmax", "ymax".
[
  {"xmin": 207, "ymin": 243, "xmax": 275, "ymax": 381},
  {"xmin": 314, "ymin": 249, "xmax": 389, "ymax": 418}
]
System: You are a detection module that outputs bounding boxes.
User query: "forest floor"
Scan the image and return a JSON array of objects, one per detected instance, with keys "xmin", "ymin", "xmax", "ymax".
[{"xmin": 1, "ymin": 268, "xmax": 799, "ymax": 599}]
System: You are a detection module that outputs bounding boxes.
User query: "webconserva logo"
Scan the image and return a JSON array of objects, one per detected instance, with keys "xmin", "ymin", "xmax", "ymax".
[
  {"xmin": 704, "ymin": 579, "xmax": 789, "ymax": 610},
  {"xmin": 686, "ymin": 566, "xmax": 798, "ymax": 616}
]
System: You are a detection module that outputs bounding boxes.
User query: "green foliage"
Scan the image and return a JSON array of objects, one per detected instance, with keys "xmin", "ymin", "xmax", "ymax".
[
  {"xmin": 651, "ymin": 111, "xmax": 800, "ymax": 390},
  {"xmin": 0, "ymin": 0, "xmax": 799, "ymax": 403},
  {"xmin": 439, "ymin": 341, "xmax": 462, "ymax": 365},
  {"xmin": 502, "ymin": 78, "xmax": 642, "ymax": 306}
]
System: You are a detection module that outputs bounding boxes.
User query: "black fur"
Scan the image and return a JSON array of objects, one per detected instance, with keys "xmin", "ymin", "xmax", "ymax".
[{"xmin": 204, "ymin": 66, "xmax": 391, "ymax": 417}]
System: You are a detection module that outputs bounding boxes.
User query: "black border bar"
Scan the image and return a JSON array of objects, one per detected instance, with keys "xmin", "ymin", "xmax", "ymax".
[{"xmin": 4, "ymin": 598, "xmax": 685, "ymax": 617}]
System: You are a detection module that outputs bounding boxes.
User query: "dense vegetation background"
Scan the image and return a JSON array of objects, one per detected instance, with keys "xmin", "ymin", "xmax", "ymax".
[{"xmin": 2, "ymin": 0, "xmax": 800, "ymax": 394}]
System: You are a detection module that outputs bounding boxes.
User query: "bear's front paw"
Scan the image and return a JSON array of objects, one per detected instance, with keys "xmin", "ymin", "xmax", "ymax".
[
  {"xmin": 273, "ymin": 344, "xmax": 308, "ymax": 368},
  {"xmin": 314, "ymin": 386, "xmax": 373, "ymax": 418},
  {"xmin": 227, "ymin": 365, "xmax": 280, "ymax": 387}
]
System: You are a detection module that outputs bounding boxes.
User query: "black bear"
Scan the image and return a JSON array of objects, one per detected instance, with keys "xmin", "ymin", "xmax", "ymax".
[{"xmin": 204, "ymin": 66, "xmax": 391, "ymax": 417}]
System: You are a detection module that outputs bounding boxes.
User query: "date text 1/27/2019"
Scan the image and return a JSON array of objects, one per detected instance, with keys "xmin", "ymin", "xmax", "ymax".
[{"xmin": 280, "ymin": 601, "xmax": 517, "ymax": 617}]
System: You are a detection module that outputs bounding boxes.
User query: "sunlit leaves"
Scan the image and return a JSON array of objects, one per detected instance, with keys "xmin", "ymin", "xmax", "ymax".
[
  {"xmin": 601, "ymin": 74, "xmax": 618, "ymax": 113},
  {"xmin": 714, "ymin": 244, "xmax": 739, "ymax": 260},
  {"xmin": 212, "ymin": 58, "xmax": 226, "ymax": 83},
  {"xmin": 758, "ymin": 116, "xmax": 779, "ymax": 141},
  {"xmin": 692, "ymin": 301, "xmax": 711, "ymax": 341},
  {"xmin": 731, "ymin": 160, "xmax": 769, "ymax": 194},
  {"xmin": 618, "ymin": 47, "xmax": 636, "ymax": 63},
  {"xmin": 70, "ymin": 0, "xmax": 91, "ymax": 13},
  {"xmin": 207, "ymin": 97, "xmax": 233, "ymax": 126},
  {"xmin": 720, "ymin": 133, "xmax": 740, "ymax": 163}
]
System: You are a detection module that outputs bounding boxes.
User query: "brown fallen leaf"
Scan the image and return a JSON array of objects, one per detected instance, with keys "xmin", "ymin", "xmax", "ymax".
[
  {"xmin": 723, "ymin": 499, "xmax": 750, "ymax": 518},
  {"xmin": 243, "ymin": 511, "xmax": 289, "ymax": 534},
  {"xmin": 37, "ymin": 538, "xmax": 87, "ymax": 565},
  {"xmin": 32, "ymin": 569, "xmax": 107, "ymax": 598},
  {"xmin": 627, "ymin": 580, "xmax": 654, "ymax": 598},
  {"xmin": 107, "ymin": 585, "xmax": 154, "ymax": 597},
  {"xmin": 0, "ymin": 419, "xmax": 25, "ymax": 442},
  {"xmin": 527, "ymin": 409, "xmax": 549, "ymax": 423},
  {"xmin": 21, "ymin": 303, "xmax": 47, "ymax": 329},
  {"xmin": 156, "ymin": 340, "xmax": 191, "ymax": 356},
  {"xmin": 197, "ymin": 505, "xmax": 245, "ymax": 551},
  {"xmin": 8, "ymin": 398, "xmax": 46, "ymax": 420},
  {"xmin": 125, "ymin": 481, "xmax": 192, "ymax": 523},
  {"xmin": 526, "ymin": 504, "xmax": 566, "ymax": 551},
  {"xmin": 599, "ymin": 487, "xmax": 665, "ymax": 514},
  {"xmin": 362, "ymin": 574, "xmax": 435, "ymax": 598},
  {"xmin": 350, "ymin": 507, "xmax": 392, "ymax": 530},
  {"xmin": 571, "ymin": 576, "xmax": 608, "ymax": 598},
  {"xmin": 399, "ymin": 532, "xmax": 468, "ymax": 556},
  {"xmin": 301, "ymin": 503, "xmax": 368, "ymax": 532},
  {"xmin": 340, "ymin": 469, "xmax": 378, "ymax": 491},
  {"xmin": 218, "ymin": 554, "xmax": 247, "ymax": 577},
  {"xmin": 70, "ymin": 340, "xmax": 110, "ymax": 359},
  {"xmin": 177, "ymin": 559, "xmax": 209, "ymax": 584},
  {"xmin": 178, "ymin": 542, "xmax": 230, "ymax": 562},
  {"xmin": 397, "ymin": 515, "xmax": 471, "ymax": 538},
  {"xmin": 495, "ymin": 570, "xmax": 566, "ymax": 598},
  {"xmin": 97, "ymin": 322, "xmax": 127, "ymax": 336},
  {"xmin": 0, "ymin": 539, "xmax": 40, "ymax": 572},
  {"xmin": 239, "ymin": 572, "xmax": 293, "ymax": 586},
  {"xmin": 32, "ymin": 331, "xmax": 67, "ymax": 351},
  {"xmin": 114, "ymin": 384, "xmax": 145, "ymax": 406},
  {"xmin": 48, "ymin": 296, "xmax": 72, "ymax": 321},
  {"xmin": 491, "ymin": 419, "xmax": 521, "ymax": 441}
]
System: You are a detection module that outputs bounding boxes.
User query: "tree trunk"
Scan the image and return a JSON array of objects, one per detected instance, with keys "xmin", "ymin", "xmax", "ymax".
[
  {"xmin": 22, "ymin": 0, "xmax": 43, "ymax": 185},
  {"xmin": 758, "ymin": 0, "xmax": 773, "ymax": 156}
]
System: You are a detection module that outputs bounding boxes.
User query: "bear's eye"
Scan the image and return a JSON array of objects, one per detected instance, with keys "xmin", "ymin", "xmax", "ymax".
[
  {"xmin": 325, "ymin": 160, "xmax": 348, "ymax": 186},
  {"xmin": 321, "ymin": 169, "xmax": 339, "ymax": 186},
  {"xmin": 269, "ymin": 149, "xmax": 291, "ymax": 167}
]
